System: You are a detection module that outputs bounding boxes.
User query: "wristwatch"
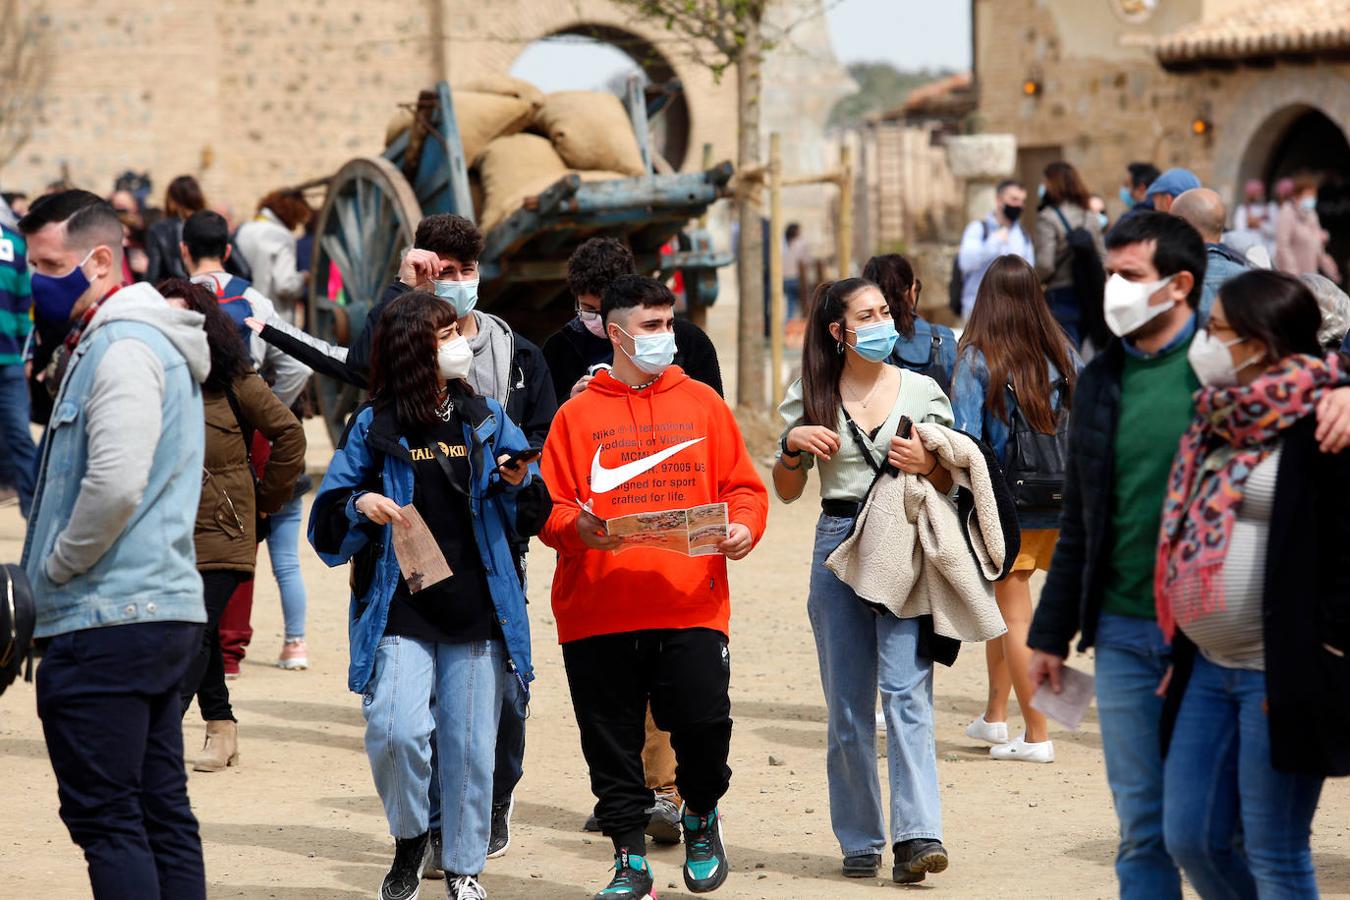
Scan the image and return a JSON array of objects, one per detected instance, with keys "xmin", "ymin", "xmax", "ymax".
[{"xmin": 780, "ymin": 434, "xmax": 802, "ymax": 458}]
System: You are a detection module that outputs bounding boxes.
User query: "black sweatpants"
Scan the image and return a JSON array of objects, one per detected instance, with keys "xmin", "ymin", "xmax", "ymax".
[
  {"xmin": 562, "ymin": 627, "xmax": 733, "ymax": 853},
  {"xmin": 179, "ymin": 570, "xmax": 247, "ymax": 721}
]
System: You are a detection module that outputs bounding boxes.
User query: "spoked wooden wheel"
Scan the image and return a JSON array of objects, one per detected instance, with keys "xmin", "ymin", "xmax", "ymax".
[{"xmin": 307, "ymin": 157, "xmax": 422, "ymax": 446}]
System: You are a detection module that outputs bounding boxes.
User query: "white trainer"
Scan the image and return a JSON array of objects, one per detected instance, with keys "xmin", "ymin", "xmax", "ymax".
[
  {"xmin": 965, "ymin": 715, "xmax": 1010, "ymax": 746},
  {"xmin": 989, "ymin": 733, "xmax": 1055, "ymax": 764}
]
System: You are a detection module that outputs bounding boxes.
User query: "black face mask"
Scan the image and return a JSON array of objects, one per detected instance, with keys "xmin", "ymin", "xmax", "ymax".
[{"xmin": 1003, "ymin": 204, "xmax": 1023, "ymax": 224}]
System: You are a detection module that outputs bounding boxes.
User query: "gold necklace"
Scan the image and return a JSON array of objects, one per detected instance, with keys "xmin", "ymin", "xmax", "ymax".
[{"xmin": 842, "ymin": 370, "xmax": 885, "ymax": 409}]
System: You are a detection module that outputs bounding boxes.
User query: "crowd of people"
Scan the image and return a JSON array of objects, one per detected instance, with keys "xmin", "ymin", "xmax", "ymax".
[{"xmin": 0, "ymin": 151, "xmax": 1348, "ymax": 900}]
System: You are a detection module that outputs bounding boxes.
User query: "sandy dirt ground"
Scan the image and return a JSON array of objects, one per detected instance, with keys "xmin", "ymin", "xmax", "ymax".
[{"xmin": 3, "ymin": 414, "xmax": 1349, "ymax": 899}]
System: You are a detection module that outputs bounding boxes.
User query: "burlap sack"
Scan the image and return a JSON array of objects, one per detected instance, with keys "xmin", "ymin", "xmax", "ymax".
[
  {"xmin": 384, "ymin": 108, "xmax": 415, "ymax": 147},
  {"xmin": 455, "ymin": 91, "xmax": 533, "ymax": 165},
  {"xmin": 461, "ymin": 74, "xmax": 545, "ymax": 110},
  {"xmin": 532, "ymin": 91, "xmax": 646, "ymax": 177},
  {"xmin": 477, "ymin": 134, "xmax": 570, "ymax": 233}
]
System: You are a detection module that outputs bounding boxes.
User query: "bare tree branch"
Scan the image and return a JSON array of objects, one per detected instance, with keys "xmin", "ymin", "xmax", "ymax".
[{"xmin": 0, "ymin": 0, "xmax": 53, "ymax": 170}]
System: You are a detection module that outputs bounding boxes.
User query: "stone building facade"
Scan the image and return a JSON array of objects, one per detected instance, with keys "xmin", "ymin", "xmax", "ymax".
[
  {"xmin": 3, "ymin": 0, "xmax": 741, "ymax": 216},
  {"xmin": 973, "ymin": 0, "xmax": 1350, "ymax": 244}
]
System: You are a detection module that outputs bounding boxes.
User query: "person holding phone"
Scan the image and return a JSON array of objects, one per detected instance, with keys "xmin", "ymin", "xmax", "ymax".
[
  {"xmin": 309, "ymin": 291, "xmax": 549, "ymax": 900},
  {"xmin": 951, "ymin": 256, "xmax": 1080, "ymax": 764},
  {"xmin": 773, "ymin": 277, "xmax": 956, "ymax": 885}
]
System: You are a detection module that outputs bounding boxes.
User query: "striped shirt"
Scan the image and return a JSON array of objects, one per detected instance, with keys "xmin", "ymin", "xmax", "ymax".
[{"xmin": 1178, "ymin": 448, "xmax": 1280, "ymax": 671}]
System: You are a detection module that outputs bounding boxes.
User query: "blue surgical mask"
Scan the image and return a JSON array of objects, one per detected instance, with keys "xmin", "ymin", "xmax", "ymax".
[
  {"xmin": 1037, "ymin": 184, "xmax": 1047, "ymax": 200},
  {"xmin": 1300, "ymin": 196, "xmax": 1318, "ymax": 211},
  {"xmin": 434, "ymin": 277, "xmax": 479, "ymax": 317},
  {"xmin": 846, "ymin": 320, "xmax": 898, "ymax": 362},
  {"xmin": 1119, "ymin": 186, "xmax": 1135, "ymax": 208},
  {"xmin": 31, "ymin": 248, "xmax": 95, "ymax": 325},
  {"xmin": 616, "ymin": 325, "xmax": 676, "ymax": 376},
  {"xmin": 1097, "ymin": 211, "xmax": 1110, "ymax": 230}
]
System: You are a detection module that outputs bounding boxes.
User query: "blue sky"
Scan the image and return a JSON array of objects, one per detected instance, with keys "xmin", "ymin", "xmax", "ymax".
[{"xmin": 510, "ymin": 0, "xmax": 970, "ymax": 91}]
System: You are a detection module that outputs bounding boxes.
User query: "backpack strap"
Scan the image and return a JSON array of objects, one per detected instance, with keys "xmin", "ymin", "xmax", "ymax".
[{"xmin": 1051, "ymin": 205, "xmax": 1072, "ymax": 234}]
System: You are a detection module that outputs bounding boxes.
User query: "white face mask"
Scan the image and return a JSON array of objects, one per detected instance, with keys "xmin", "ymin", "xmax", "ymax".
[
  {"xmin": 1187, "ymin": 328, "xmax": 1255, "ymax": 388},
  {"xmin": 1104, "ymin": 273, "xmax": 1175, "ymax": 338},
  {"xmin": 437, "ymin": 336, "xmax": 472, "ymax": 381}
]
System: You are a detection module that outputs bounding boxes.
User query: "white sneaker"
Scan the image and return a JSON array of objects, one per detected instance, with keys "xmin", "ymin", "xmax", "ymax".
[
  {"xmin": 965, "ymin": 715, "xmax": 1010, "ymax": 745},
  {"xmin": 989, "ymin": 733, "xmax": 1055, "ymax": 763},
  {"xmin": 449, "ymin": 874, "xmax": 488, "ymax": 899}
]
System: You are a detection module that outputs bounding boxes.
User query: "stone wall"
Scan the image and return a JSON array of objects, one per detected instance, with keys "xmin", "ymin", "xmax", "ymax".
[
  {"xmin": 972, "ymin": 0, "xmax": 1350, "ymax": 218},
  {"xmin": 3, "ymin": 0, "xmax": 739, "ymax": 217}
]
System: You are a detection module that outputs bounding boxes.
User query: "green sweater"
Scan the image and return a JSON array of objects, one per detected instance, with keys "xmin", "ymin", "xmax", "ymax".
[{"xmin": 1100, "ymin": 337, "xmax": 1200, "ymax": 619}]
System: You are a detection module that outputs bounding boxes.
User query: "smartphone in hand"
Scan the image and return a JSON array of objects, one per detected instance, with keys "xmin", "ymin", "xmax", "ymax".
[
  {"xmin": 898, "ymin": 416, "xmax": 914, "ymax": 440},
  {"xmin": 499, "ymin": 446, "xmax": 543, "ymax": 469}
]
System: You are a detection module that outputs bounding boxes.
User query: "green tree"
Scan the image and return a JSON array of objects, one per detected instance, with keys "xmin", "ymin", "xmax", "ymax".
[{"xmin": 828, "ymin": 62, "xmax": 954, "ymax": 129}]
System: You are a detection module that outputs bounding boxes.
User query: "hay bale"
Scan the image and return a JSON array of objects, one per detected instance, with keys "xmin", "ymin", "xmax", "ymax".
[
  {"xmin": 455, "ymin": 91, "xmax": 533, "ymax": 165},
  {"xmin": 533, "ymin": 91, "xmax": 646, "ymax": 177},
  {"xmin": 460, "ymin": 74, "xmax": 544, "ymax": 110},
  {"xmin": 477, "ymin": 133, "xmax": 570, "ymax": 233}
]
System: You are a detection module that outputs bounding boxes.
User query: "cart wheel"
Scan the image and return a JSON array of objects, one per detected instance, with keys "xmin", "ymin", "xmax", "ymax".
[{"xmin": 307, "ymin": 157, "xmax": 423, "ymax": 446}]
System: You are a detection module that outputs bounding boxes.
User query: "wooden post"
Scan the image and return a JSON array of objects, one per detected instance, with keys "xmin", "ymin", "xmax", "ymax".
[
  {"xmin": 837, "ymin": 143, "xmax": 854, "ymax": 279},
  {"xmin": 687, "ymin": 142, "xmax": 715, "ymax": 330},
  {"xmin": 769, "ymin": 133, "xmax": 785, "ymax": 410}
]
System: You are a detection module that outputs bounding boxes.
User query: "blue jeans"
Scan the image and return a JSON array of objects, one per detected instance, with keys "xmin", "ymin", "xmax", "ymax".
[
  {"xmin": 1163, "ymin": 656, "xmax": 1324, "ymax": 899},
  {"xmin": 0, "ymin": 363, "xmax": 36, "ymax": 516},
  {"xmin": 1095, "ymin": 613, "xmax": 1182, "ymax": 899},
  {"xmin": 807, "ymin": 513, "xmax": 941, "ymax": 855},
  {"xmin": 362, "ymin": 635, "xmax": 507, "ymax": 877},
  {"xmin": 37, "ymin": 622, "xmax": 206, "ymax": 900},
  {"xmin": 263, "ymin": 495, "xmax": 306, "ymax": 639}
]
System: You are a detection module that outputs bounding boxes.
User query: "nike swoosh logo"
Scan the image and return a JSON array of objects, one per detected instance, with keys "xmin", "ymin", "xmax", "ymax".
[{"xmin": 589, "ymin": 437, "xmax": 706, "ymax": 494}]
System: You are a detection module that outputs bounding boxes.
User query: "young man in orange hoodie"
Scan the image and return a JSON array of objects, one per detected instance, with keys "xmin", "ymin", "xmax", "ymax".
[{"xmin": 540, "ymin": 275, "xmax": 769, "ymax": 899}]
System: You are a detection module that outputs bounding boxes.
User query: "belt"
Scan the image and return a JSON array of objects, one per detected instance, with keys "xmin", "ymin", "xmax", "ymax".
[{"xmin": 821, "ymin": 499, "xmax": 861, "ymax": 518}]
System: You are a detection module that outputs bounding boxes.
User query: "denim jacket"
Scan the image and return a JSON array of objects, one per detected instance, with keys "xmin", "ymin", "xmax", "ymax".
[
  {"xmin": 951, "ymin": 346, "xmax": 1080, "ymax": 530},
  {"xmin": 309, "ymin": 396, "xmax": 541, "ymax": 695},
  {"xmin": 888, "ymin": 317, "xmax": 958, "ymax": 393},
  {"xmin": 23, "ymin": 286, "xmax": 209, "ymax": 637}
]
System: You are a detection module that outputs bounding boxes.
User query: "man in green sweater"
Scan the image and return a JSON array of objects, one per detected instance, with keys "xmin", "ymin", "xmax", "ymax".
[{"xmin": 1028, "ymin": 211, "xmax": 1350, "ymax": 898}]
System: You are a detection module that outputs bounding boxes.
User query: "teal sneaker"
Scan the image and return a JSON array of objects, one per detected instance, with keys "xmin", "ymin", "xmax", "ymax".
[
  {"xmin": 595, "ymin": 849, "xmax": 656, "ymax": 900},
  {"xmin": 681, "ymin": 808, "xmax": 729, "ymax": 893}
]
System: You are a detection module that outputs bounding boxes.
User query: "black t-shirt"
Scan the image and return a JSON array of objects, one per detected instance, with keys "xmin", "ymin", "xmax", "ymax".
[{"xmin": 383, "ymin": 414, "xmax": 501, "ymax": 644}]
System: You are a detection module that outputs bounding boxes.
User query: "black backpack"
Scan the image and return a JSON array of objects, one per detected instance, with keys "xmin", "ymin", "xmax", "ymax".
[
  {"xmin": 949, "ymin": 220, "xmax": 989, "ymax": 316},
  {"xmin": 893, "ymin": 330, "xmax": 951, "ymax": 397},
  {"xmin": 1004, "ymin": 379, "xmax": 1070, "ymax": 514},
  {"xmin": 1051, "ymin": 207, "xmax": 1108, "ymax": 348},
  {"xmin": 0, "ymin": 564, "xmax": 36, "ymax": 696}
]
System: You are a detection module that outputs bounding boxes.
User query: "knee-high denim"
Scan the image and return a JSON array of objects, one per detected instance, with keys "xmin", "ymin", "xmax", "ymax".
[
  {"xmin": 1094, "ymin": 613, "xmax": 1183, "ymax": 899},
  {"xmin": 362, "ymin": 635, "xmax": 506, "ymax": 877},
  {"xmin": 1163, "ymin": 655, "xmax": 1324, "ymax": 899},
  {"xmin": 807, "ymin": 512, "xmax": 941, "ymax": 856},
  {"xmin": 263, "ymin": 496, "xmax": 306, "ymax": 640}
]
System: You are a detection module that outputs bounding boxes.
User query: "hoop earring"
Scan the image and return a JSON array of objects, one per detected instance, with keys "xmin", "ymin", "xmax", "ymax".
[{"xmin": 836, "ymin": 341, "xmax": 844, "ymax": 354}]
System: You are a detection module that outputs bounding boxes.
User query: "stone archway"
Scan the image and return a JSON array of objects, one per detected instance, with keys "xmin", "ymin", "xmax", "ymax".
[{"xmin": 444, "ymin": 1, "xmax": 737, "ymax": 173}]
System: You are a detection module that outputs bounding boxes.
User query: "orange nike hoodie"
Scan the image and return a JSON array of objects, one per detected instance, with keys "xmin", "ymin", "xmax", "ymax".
[{"xmin": 540, "ymin": 365, "xmax": 769, "ymax": 644}]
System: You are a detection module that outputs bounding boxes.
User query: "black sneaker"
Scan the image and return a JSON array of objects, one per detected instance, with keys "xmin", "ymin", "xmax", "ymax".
[
  {"xmin": 892, "ymin": 838, "xmax": 948, "ymax": 884},
  {"xmin": 594, "ymin": 849, "xmax": 655, "ymax": 900},
  {"xmin": 448, "ymin": 874, "xmax": 488, "ymax": 899},
  {"xmin": 681, "ymin": 807, "xmax": 729, "ymax": 893},
  {"xmin": 381, "ymin": 831, "xmax": 431, "ymax": 900},
  {"xmin": 842, "ymin": 852, "xmax": 881, "ymax": 878},
  {"xmin": 583, "ymin": 813, "xmax": 602, "ymax": 832},
  {"xmin": 487, "ymin": 795, "xmax": 514, "ymax": 859},
  {"xmin": 645, "ymin": 796, "xmax": 682, "ymax": 845},
  {"xmin": 424, "ymin": 830, "xmax": 444, "ymax": 880}
]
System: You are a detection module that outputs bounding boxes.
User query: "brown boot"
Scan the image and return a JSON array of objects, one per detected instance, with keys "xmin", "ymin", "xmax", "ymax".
[{"xmin": 193, "ymin": 720, "xmax": 239, "ymax": 772}]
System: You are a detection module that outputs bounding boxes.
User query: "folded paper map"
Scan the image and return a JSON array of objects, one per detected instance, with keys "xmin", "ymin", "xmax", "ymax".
[{"xmin": 604, "ymin": 502, "xmax": 729, "ymax": 557}]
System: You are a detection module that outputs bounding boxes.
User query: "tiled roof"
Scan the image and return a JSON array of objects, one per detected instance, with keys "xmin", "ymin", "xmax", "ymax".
[
  {"xmin": 1157, "ymin": 0, "xmax": 1350, "ymax": 67},
  {"xmin": 870, "ymin": 72, "xmax": 974, "ymax": 124}
]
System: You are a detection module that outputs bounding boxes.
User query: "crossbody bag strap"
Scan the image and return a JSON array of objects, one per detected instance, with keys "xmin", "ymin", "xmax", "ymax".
[
  {"xmin": 221, "ymin": 383, "xmax": 257, "ymax": 475},
  {"xmin": 840, "ymin": 406, "xmax": 885, "ymax": 476}
]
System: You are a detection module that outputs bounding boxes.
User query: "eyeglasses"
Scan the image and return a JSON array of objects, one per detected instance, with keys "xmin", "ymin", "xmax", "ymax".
[{"xmin": 575, "ymin": 305, "xmax": 601, "ymax": 321}]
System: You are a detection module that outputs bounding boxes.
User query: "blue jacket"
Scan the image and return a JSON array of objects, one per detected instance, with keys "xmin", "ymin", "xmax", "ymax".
[
  {"xmin": 309, "ymin": 396, "xmax": 542, "ymax": 694},
  {"xmin": 1199, "ymin": 243, "xmax": 1250, "ymax": 320},
  {"xmin": 889, "ymin": 317, "xmax": 957, "ymax": 394},
  {"xmin": 951, "ymin": 345, "xmax": 1079, "ymax": 530},
  {"xmin": 23, "ymin": 286, "xmax": 209, "ymax": 637}
]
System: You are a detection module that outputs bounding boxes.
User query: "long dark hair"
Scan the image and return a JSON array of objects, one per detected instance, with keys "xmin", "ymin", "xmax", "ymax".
[
  {"xmin": 165, "ymin": 175, "xmax": 206, "ymax": 220},
  {"xmin": 370, "ymin": 291, "xmax": 463, "ymax": 430},
  {"xmin": 956, "ymin": 256, "xmax": 1076, "ymax": 432},
  {"xmin": 1043, "ymin": 161, "xmax": 1090, "ymax": 209},
  {"xmin": 1217, "ymin": 270, "xmax": 1322, "ymax": 360},
  {"xmin": 862, "ymin": 254, "xmax": 918, "ymax": 338},
  {"xmin": 801, "ymin": 277, "xmax": 876, "ymax": 427},
  {"xmin": 157, "ymin": 278, "xmax": 254, "ymax": 393}
]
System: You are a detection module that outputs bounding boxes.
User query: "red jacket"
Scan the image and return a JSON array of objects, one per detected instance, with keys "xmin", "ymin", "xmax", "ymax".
[{"xmin": 540, "ymin": 367, "xmax": 769, "ymax": 643}]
